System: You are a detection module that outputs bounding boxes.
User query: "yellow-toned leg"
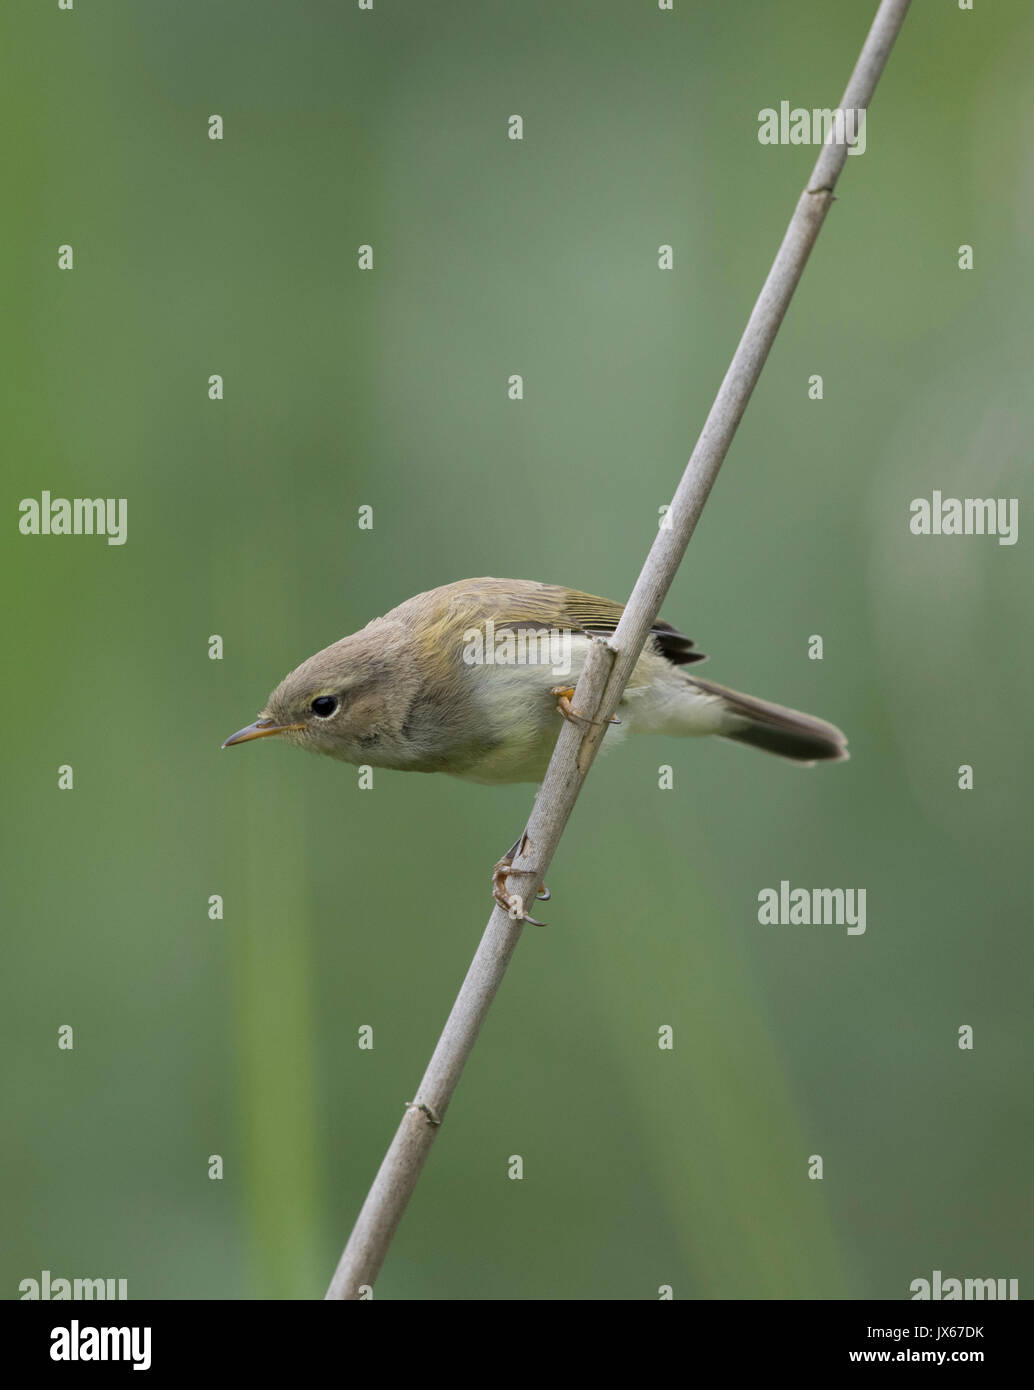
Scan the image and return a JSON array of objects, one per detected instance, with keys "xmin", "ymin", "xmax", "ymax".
[
  {"xmin": 492, "ymin": 832, "xmax": 549, "ymax": 926},
  {"xmin": 550, "ymin": 685, "xmax": 621, "ymax": 727}
]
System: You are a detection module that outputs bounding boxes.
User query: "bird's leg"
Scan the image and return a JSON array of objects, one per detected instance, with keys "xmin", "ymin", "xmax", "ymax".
[
  {"xmin": 550, "ymin": 686, "xmax": 621, "ymax": 727},
  {"xmin": 492, "ymin": 832, "xmax": 550, "ymax": 926},
  {"xmin": 550, "ymin": 686, "xmax": 578, "ymax": 722}
]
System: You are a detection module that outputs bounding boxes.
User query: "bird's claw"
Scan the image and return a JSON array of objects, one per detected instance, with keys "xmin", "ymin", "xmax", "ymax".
[
  {"xmin": 550, "ymin": 685, "xmax": 620, "ymax": 727},
  {"xmin": 492, "ymin": 856, "xmax": 548, "ymax": 926}
]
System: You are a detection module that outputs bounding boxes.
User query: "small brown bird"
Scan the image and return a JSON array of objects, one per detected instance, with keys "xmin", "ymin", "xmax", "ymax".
[{"xmin": 223, "ymin": 577, "xmax": 847, "ymax": 918}]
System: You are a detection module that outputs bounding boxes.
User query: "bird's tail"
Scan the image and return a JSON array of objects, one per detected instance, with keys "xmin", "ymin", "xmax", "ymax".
[{"xmin": 688, "ymin": 675, "xmax": 849, "ymax": 765}]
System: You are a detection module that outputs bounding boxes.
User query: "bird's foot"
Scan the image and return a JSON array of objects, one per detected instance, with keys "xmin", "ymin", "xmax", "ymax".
[
  {"xmin": 550, "ymin": 685, "xmax": 620, "ymax": 727},
  {"xmin": 492, "ymin": 833, "xmax": 550, "ymax": 926}
]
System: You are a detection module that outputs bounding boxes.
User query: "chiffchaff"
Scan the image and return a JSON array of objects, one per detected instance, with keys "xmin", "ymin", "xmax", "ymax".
[{"xmin": 223, "ymin": 576, "xmax": 848, "ymax": 777}]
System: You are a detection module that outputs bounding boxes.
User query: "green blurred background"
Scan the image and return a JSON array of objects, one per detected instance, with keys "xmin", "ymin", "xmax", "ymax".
[{"xmin": 3, "ymin": 0, "xmax": 1031, "ymax": 1300}]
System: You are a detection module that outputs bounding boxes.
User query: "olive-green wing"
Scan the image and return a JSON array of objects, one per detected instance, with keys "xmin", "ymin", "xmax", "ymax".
[{"xmin": 491, "ymin": 581, "xmax": 707, "ymax": 668}]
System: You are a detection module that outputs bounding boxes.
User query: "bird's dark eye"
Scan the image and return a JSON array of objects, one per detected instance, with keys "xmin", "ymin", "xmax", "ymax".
[{"xmin": 310, "ymin": 695, "xmax": 339, "ymax": 718}]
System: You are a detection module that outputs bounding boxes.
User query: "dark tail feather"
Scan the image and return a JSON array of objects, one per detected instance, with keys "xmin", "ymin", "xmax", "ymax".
[{"xmin": 689, "ymin": 676, "xmax": 849, "ymax": 765}]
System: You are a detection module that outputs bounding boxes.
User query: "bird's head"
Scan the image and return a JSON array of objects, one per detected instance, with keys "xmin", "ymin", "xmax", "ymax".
[{"xmin": 222, "ymin": 630, "xmax": 401, "ymax": 765}]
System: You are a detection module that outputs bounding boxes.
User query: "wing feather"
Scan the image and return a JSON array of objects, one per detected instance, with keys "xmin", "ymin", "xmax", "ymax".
[{"xmin": 468, "ymin": 580, "xmax": 707, "ymax": 667}]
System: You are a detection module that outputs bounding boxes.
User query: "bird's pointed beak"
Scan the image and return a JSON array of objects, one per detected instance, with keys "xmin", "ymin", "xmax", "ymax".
[{"xmin": 222, "ymin": 717, "xmax": 306, "ymax": 748}]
